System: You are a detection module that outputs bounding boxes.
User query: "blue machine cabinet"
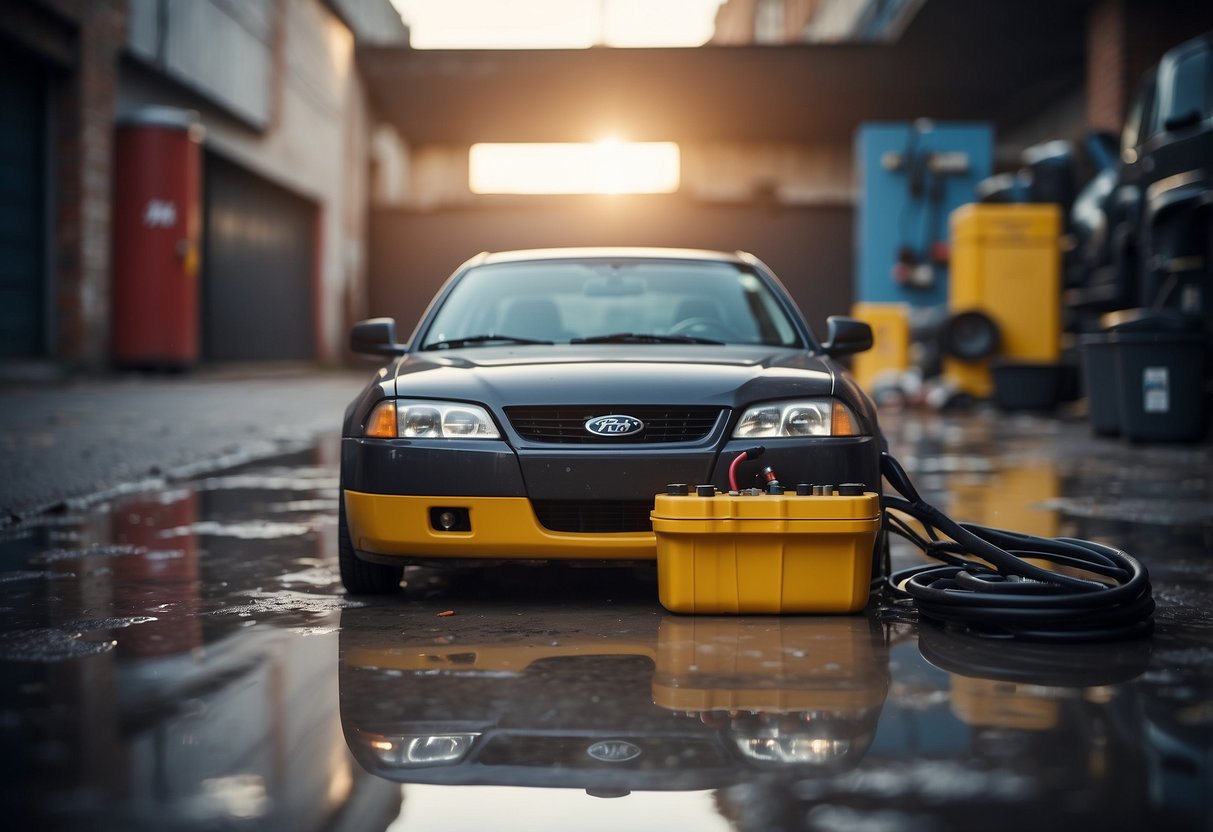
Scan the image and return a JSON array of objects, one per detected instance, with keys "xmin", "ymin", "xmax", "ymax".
[{"xmin": 855, "ymin": 122, "xmax": 993, "ymax": 307}]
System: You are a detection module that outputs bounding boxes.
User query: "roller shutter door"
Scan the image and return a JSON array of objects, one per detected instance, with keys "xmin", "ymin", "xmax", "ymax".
[
  {"xmin": 202, "ymin": 153, "xmax": 316, "ymax": 361},
  {"xmin": 0, "ymin": 49, "xmax": 46, "ymax": 358}
]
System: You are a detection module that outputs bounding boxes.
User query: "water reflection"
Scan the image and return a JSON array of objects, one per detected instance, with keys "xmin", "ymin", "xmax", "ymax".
[
  {"xmin": 338, "ymin": 613, "xmax": 890, "ymax": 793},
  {"xmin": 0, "ymin": 447, "xmax": 394, "ymax": 830},
  {"xmin": 882, "ymin": 409, "xmax": 1213, "ymax": 539},
  {"xmin": 705, "ymin": 625, "xmax": 1163, "ymax": 832},
  {"xmin": 920, "ymin": 625, "xmax": 1151, "ymax": 768},
  {"xmin": 109, "ymin": 489, "xmax": 203, "ymax": 656},
  {"xmin": 872, "ymin": 410, "xmax": 1211, "ymax": 830},
  {"xmin": 0, "ymin": 413, "xmax": 1210, "ymax": 830}
]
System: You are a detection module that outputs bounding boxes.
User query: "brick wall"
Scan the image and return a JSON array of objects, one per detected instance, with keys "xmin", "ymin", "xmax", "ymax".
[
  {"xmin": 48, "ymin": 0, "xmax": 128, "ymax": 368},
  {"xmin": 1086, "ymin": 0, "xmax": 1126, "ymax": 132},
  {"xmin": 1086, "ymin": 0, "xmax": 1213, "ymax": 134}
]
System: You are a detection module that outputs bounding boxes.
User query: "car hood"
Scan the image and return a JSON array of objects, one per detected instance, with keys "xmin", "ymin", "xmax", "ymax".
[{"xmin": 391, "ymin": 344, "xmax": 836, "ymax": 406}]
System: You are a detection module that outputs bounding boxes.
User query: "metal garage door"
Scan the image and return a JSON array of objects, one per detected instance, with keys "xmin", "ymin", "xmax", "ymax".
[
  {"xmin": 202, "ymin": 153, "xmax": 316, "ymax": 361},
  {"xmin": 0, "ymin": 49, "xmax": 46, "ymax": 358}
]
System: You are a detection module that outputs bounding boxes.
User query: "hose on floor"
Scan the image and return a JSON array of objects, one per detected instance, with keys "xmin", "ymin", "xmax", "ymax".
[{"xmin": 879, "ymin": 451, "xmax": 1154, "ymax": 642}]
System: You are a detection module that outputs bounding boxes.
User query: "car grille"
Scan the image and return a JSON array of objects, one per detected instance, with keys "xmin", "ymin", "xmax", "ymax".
[
  {"xmin": 506, "ymin": 406, "xmax": 724, "ymax": 444},
  {"xmin": 477, "ymin": 733, "xmax": 729, "ymax": 769},
  {"xmin": 532, "ymin": 500, "xmax": 654, "ymax": 533}
]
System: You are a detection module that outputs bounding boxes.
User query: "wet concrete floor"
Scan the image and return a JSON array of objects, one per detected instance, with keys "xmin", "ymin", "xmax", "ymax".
[{"xmin": 0, "ymin": 410, "xmax": 1209, "ymax": 831}]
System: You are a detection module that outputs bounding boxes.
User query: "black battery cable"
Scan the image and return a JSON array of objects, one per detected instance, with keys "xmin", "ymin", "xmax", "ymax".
[{"xmin": 877, "ymin": 451, "xmax": 1154, "ymax": 643}]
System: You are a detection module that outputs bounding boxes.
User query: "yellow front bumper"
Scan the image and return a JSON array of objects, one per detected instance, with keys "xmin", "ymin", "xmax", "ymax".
[{"xmin": 343, "ymin": 490, "xmax": 657, "ymax": 560}]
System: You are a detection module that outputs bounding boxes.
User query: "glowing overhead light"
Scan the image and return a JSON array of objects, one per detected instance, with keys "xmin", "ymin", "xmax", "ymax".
[
  {"xmin": 392, "ymin": 0, "xmax": 723, "ymax": 49},
  {"xmin": 469, "ymin": 141, "xmax": 681, "ymax": 195}
]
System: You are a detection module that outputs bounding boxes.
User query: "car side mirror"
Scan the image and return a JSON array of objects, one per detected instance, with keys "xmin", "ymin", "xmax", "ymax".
[
  {"xmin": 350, "ymin": 317, "xmax": 406, "ymax": 356},
  {"xmin": 821, "ymin": 316, "xmax": 873, "ymax": 357}
]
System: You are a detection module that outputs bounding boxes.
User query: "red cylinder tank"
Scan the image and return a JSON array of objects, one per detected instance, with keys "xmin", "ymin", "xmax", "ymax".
[{"xmin": 111, "ymin": 107, "xmax": 204, "ymax": 368}]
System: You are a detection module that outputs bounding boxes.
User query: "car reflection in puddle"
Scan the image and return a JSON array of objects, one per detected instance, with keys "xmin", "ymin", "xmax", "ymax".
[
  {"xmin": 335, "ymin": 598, "xmax": 1184, "ymax": 831},
  {"xmin": 339, "ymin": 613, "xmax": 889, "ymax": 793},
  {"xmin": 0, "ymin": 412, "xmax": 1211, "ymax": 830}
]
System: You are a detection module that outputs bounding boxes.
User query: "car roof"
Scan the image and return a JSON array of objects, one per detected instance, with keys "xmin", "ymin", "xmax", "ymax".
[{"xmin": 474, "ymin": 247, "xmax": 754, "ymax": 267}]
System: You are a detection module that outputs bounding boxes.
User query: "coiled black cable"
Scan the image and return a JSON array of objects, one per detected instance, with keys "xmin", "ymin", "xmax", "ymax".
[{"xmin": 879, "ymin": 452, "xmax": 1154, "ymax": 642}]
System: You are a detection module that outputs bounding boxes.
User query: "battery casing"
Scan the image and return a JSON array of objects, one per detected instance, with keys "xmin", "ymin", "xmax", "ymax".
[{"xmin": 652, "ymin": 490, "xmax": 881, "ymax": 614}]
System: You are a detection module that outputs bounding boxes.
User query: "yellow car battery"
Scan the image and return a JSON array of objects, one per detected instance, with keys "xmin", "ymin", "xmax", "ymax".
[
  {"xmin": 651, "ymin": 484, "xmax": 882, "ymax": 614},
  {"xmin": 651, "ymin": 616, "xmax": 889, "ymax": 714}
]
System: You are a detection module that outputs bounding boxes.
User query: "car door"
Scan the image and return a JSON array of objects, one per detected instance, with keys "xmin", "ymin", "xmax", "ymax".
[{"xmin": 1135, "ymin": 35, "xmax": 1213, "ymax": 315}]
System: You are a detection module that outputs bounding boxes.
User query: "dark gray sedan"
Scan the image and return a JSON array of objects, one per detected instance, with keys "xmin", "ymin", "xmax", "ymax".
[{"xmin": 339, "ymin": 248, "xmax": 880, "ymax": 594}]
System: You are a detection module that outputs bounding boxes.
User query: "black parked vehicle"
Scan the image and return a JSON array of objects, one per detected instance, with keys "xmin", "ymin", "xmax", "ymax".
[
  {"xmin": 338, "ymin": 247, "xmax": 880, "ymax": 595},
  {"xmin": 1069, "ymin": 31, "xmax": 1213, "ymax": 330}
]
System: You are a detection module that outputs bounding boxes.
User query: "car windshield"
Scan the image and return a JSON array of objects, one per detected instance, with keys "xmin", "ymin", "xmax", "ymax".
[{"xmin": 419, "ymin": 259, "xmax": 805, "ymax": 349}]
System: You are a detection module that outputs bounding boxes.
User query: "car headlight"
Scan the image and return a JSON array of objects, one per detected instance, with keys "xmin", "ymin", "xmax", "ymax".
[
  {"xmin": 734, "ymin": 735, "xmax": 852, "ymax": 765},
  {"xmin": 365, "ymin": 733, "xmax": 480, "ymax": 766},
  {"xmin": 364, "ymin": 400, "xmax": 501, "ymax": 439},
  {"xmin": 733, "ymin": 399, "xmax": 862, "ymax": 438}
]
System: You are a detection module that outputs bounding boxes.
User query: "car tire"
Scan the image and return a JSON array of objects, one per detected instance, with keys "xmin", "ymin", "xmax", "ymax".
[{"xmin": 338, "ymin": 489, "xmax": 402, "ymax": 595}]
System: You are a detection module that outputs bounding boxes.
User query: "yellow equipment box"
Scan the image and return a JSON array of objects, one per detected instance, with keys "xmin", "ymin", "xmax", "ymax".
[
  {"xmin": 946, "ymin": 203, "xmax": 1061, "ymax": 397},
  {"xmin": 652, "ymin": 616, "xmax": 888, "ymax": 713},
  {"xmin": 651, "ymin": 487, "xmax": 881, "ymax": 615},
  {"xmin": 849, "ymin": 302, "xmax": 911, "ymax": 393}
]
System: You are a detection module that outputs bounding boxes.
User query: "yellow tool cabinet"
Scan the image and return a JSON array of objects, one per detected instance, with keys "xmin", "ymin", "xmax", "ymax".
[{"xmin": 945, "ymin": 204, "xmax": 1062, "ymax": 397}]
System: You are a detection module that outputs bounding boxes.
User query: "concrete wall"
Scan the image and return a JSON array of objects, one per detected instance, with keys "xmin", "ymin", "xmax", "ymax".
[
  {"xmin": 126, "ymin": 0, "xmax": 275, "ymax": 129},
  {"xmin": 374, "ymin": 138, "xmax": 856, "ymax": 211},
  {"xmin": 366, "ymin": 133, "xmax": 857, "ymax": 341},
  {"xmin": 368, "ymin": 197, "xmax": 855, "ymax": 342},
  {"xmin": 118, "ymin": 0, "xmax": 374, "ymax": 363}
]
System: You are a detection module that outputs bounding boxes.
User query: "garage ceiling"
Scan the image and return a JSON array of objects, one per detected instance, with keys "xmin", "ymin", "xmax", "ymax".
[{"xmin": 358, "ymin": 0, "xmax": 1094, "ymax": 143}]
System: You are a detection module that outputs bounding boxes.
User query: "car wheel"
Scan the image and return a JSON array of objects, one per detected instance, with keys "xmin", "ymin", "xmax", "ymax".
[{"xmin": 338, "ymin": 489, "xmax": 402, "ymax": 595}]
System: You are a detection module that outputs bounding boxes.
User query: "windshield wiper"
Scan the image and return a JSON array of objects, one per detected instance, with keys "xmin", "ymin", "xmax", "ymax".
[
  {"xmin": 423, "ymin": 334, "xmax": 554, "ymax": 350},
  {"xmin": 570, "ymin": 332, "xmax": 723, "ymax": 345}
]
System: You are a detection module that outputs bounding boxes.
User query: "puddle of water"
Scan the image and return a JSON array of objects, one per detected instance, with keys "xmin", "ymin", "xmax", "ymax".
[
  {"xmin": 158, "ymin": 520, "xmax": 316, "ymax": 540},
  {"xmin": 0, "ymin": 417, "xmax": 1210, "ymax": 830},
  {"xmin": 0, "ymin": 627, "xmax": 116, "ymax": 662},
  {"xmin": 0, "ymin": 446, "xmax": 347, "ymax": 656}
]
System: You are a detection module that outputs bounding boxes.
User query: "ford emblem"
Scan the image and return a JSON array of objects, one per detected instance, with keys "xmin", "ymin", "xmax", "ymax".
[
  {"xmin": 585, "ymin": 414, "xmax": 645, "ymax": 437},
  {"xmin": 587, "ymin": 740, "xmax": 642, "ymax": 763}
]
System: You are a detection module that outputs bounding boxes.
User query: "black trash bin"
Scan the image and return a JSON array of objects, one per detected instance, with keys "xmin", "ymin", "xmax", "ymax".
[
  {"xmin": 1080, "ymin": 332, "xmax": 1122, "ymax": 435},
  {"xmin": 1089, "ymin": 310, "xmax": 1209, "ymax": 442},
  {"xmin": 991, "ymin": 359, "xmax": 1063, "ymax": 412}
]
